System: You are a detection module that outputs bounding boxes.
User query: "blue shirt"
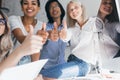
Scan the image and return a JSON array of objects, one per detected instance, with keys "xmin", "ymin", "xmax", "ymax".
[{"xmin": 40, "ymin": 23, "xmax": 66, "ymax": 69}]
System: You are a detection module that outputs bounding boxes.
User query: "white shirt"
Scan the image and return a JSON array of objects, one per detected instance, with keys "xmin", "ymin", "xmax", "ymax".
[
  {"xmin": 67, "ymin": 17, "xmax": 120, "ymax": 65},
  {"xmin": 8, "ymin": 15, "xmax": 43, "ymax": 65},
  {"xmin": 67, "ymin": 17, "xmax": 99, "ymax": 65},
  {"xmin": 102, "ymin": 19, "xmax": 120, "ymax": 44},
  {"xmin": 97, "ymin": 18, "xmax": 120, "ymax": 64}
]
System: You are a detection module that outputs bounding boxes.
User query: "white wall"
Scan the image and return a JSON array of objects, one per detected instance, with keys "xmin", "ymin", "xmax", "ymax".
[
  {"xmin": 2, "ymin": 0, "xmax": 70, "ymax": 22},
  {"xmin": 2, "ymin": 0, "xmax": 101, "ymax": 22}
]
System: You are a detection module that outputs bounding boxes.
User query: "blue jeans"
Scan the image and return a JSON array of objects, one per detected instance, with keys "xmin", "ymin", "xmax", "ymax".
[{"xmin": 40, "ymin": 54, "xmax": 90, "ymax": 79}]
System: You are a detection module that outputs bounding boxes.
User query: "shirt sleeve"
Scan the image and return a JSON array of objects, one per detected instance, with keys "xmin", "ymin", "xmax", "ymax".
[
  {"xmin": 8, "ymin": 16, "xmax": 21, "ymax": 31},
  {"xmin": 95, "ymin": 17, "xmax": 104, "ymax": 32},
  {"xmin": 115, "ymin": 22, "xmax": 120, "ymax": 33}
]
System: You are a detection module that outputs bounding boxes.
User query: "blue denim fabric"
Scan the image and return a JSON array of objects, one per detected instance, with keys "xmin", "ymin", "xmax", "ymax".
[
  {"xmin": 40, "ymin": 23, "xmax": 66, "ymax": 69},
  {"xmin": 17, "ymin": 55, "xmax": 31, "ymax": 65},
  {"xmin": 40, "ymin": 54, "xmax": 90, "ymax": 79}
]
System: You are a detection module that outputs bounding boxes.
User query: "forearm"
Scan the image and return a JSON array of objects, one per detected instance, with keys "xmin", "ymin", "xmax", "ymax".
[
  {"xmin": 16, "ymin": 35, "xmax": 26, "ymax": 44},
  {"xmin": 0, "ymin": 49, "xmax": 23, "ymax": 72},
  {"xmin": 12, "ymin": 29, "xmax": 26, "ymax": 43},
  {"xmin": 31, "ymin": 53, "xmax": 40, "ymax": 62}
]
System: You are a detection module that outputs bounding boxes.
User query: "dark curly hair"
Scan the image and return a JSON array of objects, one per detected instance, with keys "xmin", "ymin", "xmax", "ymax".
[{"xmin": 20, "ymin": 0, "xmax": 40, "ymax": 7}]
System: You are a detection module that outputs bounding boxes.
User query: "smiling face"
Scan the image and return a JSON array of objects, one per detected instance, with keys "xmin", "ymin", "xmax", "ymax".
[
  {"xmin": 67, "ymin": 2, "xmax": 82, "ymax": 21},
  {"xmin": 21, "ymin": 0, "xmax": 40, "ymax": 17},
  {"xmin": 99, "ymin": 0, "xmax": 113, "ymax": 17},
  {"xmin": 49, "ymin": 2, "xmax": 61, "ymax": 19},
  {"xmin": 0, "ymin": 15, "xmax": 5, "ymax": 36}
]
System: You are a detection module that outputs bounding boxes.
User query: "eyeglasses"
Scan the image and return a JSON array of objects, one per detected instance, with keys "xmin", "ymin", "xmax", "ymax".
[
  {"xmin": 102, "ymin": 2, "xmax": 113, "ymax": 6},
  {"xmin": 0, "ymin": 19, "xmax": 6, "ymax": 26}
]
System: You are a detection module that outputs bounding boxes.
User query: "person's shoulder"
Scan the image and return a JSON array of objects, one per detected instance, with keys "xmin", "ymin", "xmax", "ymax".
[
  {"xmin": 88, "ymin": 16, "xmax": 98, "ymax": 21},
  {"xmin": 8, "ymin": 15, "xmax": 20, "ymax": 23},
  {"xmin": 110, "ymin": 21, "xmax": 120, "ymax": 24},
  {"xmin": 9, "ymin": 15, "xmax": 20, "ymax": 19},
  {"xmin": 110, "ymin": 22, "xmax": 120, "ymax": 28}
]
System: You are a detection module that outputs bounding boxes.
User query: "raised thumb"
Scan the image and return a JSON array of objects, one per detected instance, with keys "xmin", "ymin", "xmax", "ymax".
[{"xmin": 42, "ymin": 22, "xmax": 46, "ymax": 31}]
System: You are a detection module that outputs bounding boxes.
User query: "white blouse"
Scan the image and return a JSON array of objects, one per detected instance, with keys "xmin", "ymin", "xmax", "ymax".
[{"xmin": 67, "ymin": 17, "xmax": 120, "ymax": 65}]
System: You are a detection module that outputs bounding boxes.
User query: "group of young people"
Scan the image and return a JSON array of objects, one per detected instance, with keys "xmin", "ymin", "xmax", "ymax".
[{"xmin": 0, "ymin": 0, "xmax": 120, "ymax": 80}]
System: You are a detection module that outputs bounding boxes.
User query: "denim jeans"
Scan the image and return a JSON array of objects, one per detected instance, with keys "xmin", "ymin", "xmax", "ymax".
[{"xmin": 40, "ymin": 54, "xmax": 90, "ymax": 79}]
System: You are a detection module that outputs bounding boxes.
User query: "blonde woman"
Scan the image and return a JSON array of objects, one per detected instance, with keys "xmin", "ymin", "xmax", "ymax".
[{"xmin": 0, "ymin": 10, "xmax": 43, "ymax": 73}]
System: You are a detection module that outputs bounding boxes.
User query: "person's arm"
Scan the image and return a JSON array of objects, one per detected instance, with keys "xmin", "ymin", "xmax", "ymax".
[
  {"xmin": 0, "ymin": 48, "xmax": 23, "ymax": 72},
  {"xmin": 59, "ymin": 20, "xmax": 68, "ymax": 42},
  {"xmin": 0, "ymin": 26, "xmax": 43, "ymax": 72},
  {"xmin": 115, "ymin": 23, "xmax": 120, "ymax": 33},
  {"xmin": 12, "ymin": 28, "xmax": 26, "ymax": 43},
  {"xmin": 8, "ymin": 16, "xmax": 26, "ymax": 43},
  {"xmin": 47, "ymin": 22, "xmax": 59, "ymax": 41},
  {"xmin": 12, "ymin": 27, "xmax": 40, "ymax": 62}
]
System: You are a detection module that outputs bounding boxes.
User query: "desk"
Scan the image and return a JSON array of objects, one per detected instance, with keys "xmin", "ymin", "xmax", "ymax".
[
  {"xmin": 102, "ymin": 57, "xmax": 120, "ymax": 73},
  {"xmin": 58, "ymin": 73, "xmax": 120, "ymax": 80}
]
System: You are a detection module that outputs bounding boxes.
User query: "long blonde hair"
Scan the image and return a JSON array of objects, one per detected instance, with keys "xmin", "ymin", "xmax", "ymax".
[
  {"xmin": 67, "ymin": 0, "xmax": 86, "ymax": 27},
  {"xmin": 0, "ymin": 10, "xmax": 13, "ymax": 57}
]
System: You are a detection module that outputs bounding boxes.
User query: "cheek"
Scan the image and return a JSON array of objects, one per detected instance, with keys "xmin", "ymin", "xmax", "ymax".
[
  {"xmin": 79, "ymin": 8, "xmax": 82, "ymax": 15},
  {"xmin": 49, "ymin": 10, "xmax": 53, "ymax": 15},
  {"xmin": 99, "ymin": 7, "xmax": 103, "ymax": 13},
  {"xmin": 110, "ymin": 8, "xmax": 113, "ymax": 13},
  {"xmin": 69, "ymin": 12, "xmax": 72, "ymax": 17},
  {"xmin": 0, "ymin": 27, "xmax": 5, "ymax": 36},
  {"xmin": 100, "ymin": 6, "xmax": 104, "ymax": 11},
  {"xmin": 35, "ymin": 7, "xmax": 40, "ymax": 11},
  {"xmin": 22, "ymin": 7, "xmax": 26, "ymax": 12},
  {"xmin": 58, "ymin": 8, "xmax": 61, "ymax": 14}
]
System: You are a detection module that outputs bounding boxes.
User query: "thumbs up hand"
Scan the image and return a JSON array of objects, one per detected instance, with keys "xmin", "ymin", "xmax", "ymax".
[
  {"xmin": 17, "ymin": 25, "xmax": 43, "ymax": 56},
  {"xmin": 37, "ymin": 23, "xmax": 49, "ymax": 44},
  {"xmin": 59, "ymin": 20, "xmax": 67, "ymax": 41},
  {"xmin": 48, "ymin": 22, "xmax": 59, "ymax": 41}
]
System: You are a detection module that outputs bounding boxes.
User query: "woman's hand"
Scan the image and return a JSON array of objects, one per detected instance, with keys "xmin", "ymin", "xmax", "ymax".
[
  {"xmin": 16, "ymin": 25, "xmax": 43, "ymax": 56},
  {"xmin": 59, "ymin": 20, "xmax": 67, "ymax": 41},
  {"xmin": 48, "ymin": 22, "xmax": 59, "ymax": 41},
  {"xmin": 37, "ymin": 23, "xmax": 49, "ymax": 44}
]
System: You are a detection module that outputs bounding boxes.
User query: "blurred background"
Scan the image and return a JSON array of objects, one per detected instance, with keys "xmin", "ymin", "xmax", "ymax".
[{"xmin": 1, "ymin": 0, "xmax": 101, "ymax": 22}]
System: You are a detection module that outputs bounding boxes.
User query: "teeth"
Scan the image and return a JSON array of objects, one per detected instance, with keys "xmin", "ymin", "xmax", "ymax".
[
  {"xmin": 53, "ymin": 11, "xmax": 57, "ymax": 15},
  {"xmin": 104, "ymin": 8, "xmax": 110, "ymax": 12},
  {"xmin": 27, "ymin": 9, "xmax": 33, "ymax": 12}
]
